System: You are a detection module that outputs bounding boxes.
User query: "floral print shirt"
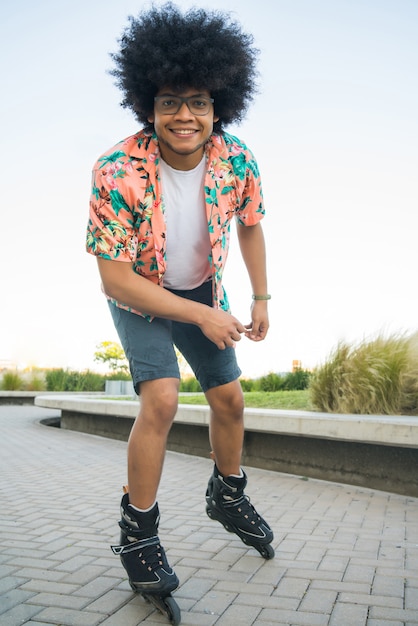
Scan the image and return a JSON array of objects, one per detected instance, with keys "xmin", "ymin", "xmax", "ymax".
[{"xmin": 86, "ymin": 130, "xmax": 265, "ymax": 319}]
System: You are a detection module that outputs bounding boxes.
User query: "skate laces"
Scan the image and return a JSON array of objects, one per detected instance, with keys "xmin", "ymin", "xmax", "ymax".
[
  {"xmin": 136, "ymin": 537, "xmax": 168, "ymax": 573},
  {"xmin": 114, "ymin": 536, "xmax": 169, "ymax": 571},
  {"xmin": 222, "ymin": 492, "xmax": 261, "ymax": 525}
]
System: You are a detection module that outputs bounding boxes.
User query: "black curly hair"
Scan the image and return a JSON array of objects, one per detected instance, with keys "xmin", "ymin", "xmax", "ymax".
[{"xmin": 110, "ymin": 2, "xmax": 259, "ymax": 132}]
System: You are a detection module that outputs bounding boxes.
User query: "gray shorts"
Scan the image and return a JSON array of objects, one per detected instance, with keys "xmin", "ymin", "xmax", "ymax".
[{"xmin": 108, "ymin": 280, "xmax": 241, "ymax": 393}]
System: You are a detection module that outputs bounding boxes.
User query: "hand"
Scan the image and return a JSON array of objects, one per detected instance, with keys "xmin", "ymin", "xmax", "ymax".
[
  {"xmin": 244, "ymin": 300, "xmax": 269, "ymax": 342},
  {"xmin": 199, "ymin": 308, "xmax": 246, "ymax": 350}
]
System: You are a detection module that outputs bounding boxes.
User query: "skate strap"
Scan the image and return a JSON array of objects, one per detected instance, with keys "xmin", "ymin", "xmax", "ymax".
[
  {"xmin": 118, "ymin": 518, "xmax": 158, "ymax": 539},
  {"xmin": 111, "ymin": 535, "xmax": 160, "ymax": 556}
]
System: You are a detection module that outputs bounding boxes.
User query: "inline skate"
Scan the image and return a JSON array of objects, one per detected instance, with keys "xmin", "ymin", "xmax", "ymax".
[
  {"xmin": 206, "ymin": 465, "xmax": 275, "ymax": 559},
  {"xmin": 111, "ymin": 493, "xmax": 181, "ymax": 625}
]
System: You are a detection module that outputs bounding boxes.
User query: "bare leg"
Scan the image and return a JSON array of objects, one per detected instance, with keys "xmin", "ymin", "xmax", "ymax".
[
  {"xmin": 127, "ymin": 377, "xmax": 179, "ymax": 509},
  {"xmin": 205, "ymin": 379, "xmax": 244, "ymax": 476}
]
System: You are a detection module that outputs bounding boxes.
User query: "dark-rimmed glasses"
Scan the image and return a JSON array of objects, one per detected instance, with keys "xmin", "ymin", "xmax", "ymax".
[{"xmin": 154, "ymin": 95, "xmax": 214, "ymax": 116}]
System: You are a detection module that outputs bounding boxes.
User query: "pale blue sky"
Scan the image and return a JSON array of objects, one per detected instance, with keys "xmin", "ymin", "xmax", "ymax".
[{"xmin": 1, "ymin": 0, "xmax": 417, "ymax": 376}]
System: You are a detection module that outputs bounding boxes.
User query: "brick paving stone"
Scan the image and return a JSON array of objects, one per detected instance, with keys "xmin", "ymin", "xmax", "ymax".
[
  {"xmin": 213, "ymin": 580, "xmax": 275, "ymax": 596},
  {"xmin": 310, "ymin": 579, "xmax": 371, "ymax": 594},
  {"xmin": 20, "ymin": 579, "xmax": 80, "ymax": 594},
  {"xmin": 1, "ymin": 405, "xmax": 418, "ymax": 626},
  {"xmin": 329, "ymin": 601, "xmax": 369, "ymax": 625},
  {"xmin": 183, "ymin": 567, "xmax": 249, "ymax": 584},
  {"xmin": 372, "ymin": 573, "xmax": 405, "ymax": 597},
  {"xmin": 405, "ymin": 584, "xmax": 418, "ymax": 610},
  {"xmin": 0, "ymin": 588, "xmax": 36, "ymax": 614},
  {"xmin": 175, "ymin": 576, "xmax": 215, "ymax": 600},
  {"xmin": 298, "ymin": 588, "xmax": 338, "ymax": 614},
  {"xmin": 73, "ymin": 576, "xmax": 123, "ymax": 599},
  {"xmin": 257, "ymin": 607, "xmax": 329, "ymax": 625},
  {"xmin": 214, "ymin": 603, "xmax": 261, "ymax": 625},
  {"xmin": 369, "ymin": 606, "xmax": 418, "ymax": 622},
  {"xmin": 193, "ymin": 589, "xmax": 238, "ymax": 615},
  {"xmin": 273, "ymin": 576, "xmax": 310, "ymax": 598},
  {"xmin": 0, "ymin": 604, "xmax": 43, "ymax": 626},
  {"xmin": 367, "ymin": 619, "xmax": 405, "ymax": 626},
  {"xmin": 24, "ymin": 622, "xmax": 60, "ymax": 626},
  {"xmin": 84, "ymin": 588, "xmax": 133, "ymax": 613},
  {"xmin": 0, "ymin": 576, "xmax": 29, "ymax": 594},
  {"xmin": 343, "ymin": 562, "xmax": 376, "ymax": 584},
  {"xmin": 171, "ymin": 611, "xmax": 218, "ymax": 626},
  {"xmin": 60, "ymin": 564, "xmax": 110, "ymax": 585},
  {"xmin": 28, "ymin": 591, "xmax": 89, "ymax": 609},
  {"xmin": 33, "ymin": 607, "xmax": 105, "ymax": 626},
  {"xmin": 13, "ymin": 566, "xmax": 67, "ymax": 582},
  {"xmin": 339, "ymin": 591, "xmax": 403, "ymax": 608},
  {"xmin": 97, "ymin": 598, "xmax": 155, "ymax": 625}
]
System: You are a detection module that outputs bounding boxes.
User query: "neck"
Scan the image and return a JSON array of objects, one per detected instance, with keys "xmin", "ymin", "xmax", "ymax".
[{"xmin": 161, "ymin": 149, "xmax": 205, "ymax": 170}]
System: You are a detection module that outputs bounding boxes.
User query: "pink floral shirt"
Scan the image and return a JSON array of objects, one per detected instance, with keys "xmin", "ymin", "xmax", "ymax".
[{"xmin": 86, "ymin": 130, "xmax": 265, "ymax": 318}]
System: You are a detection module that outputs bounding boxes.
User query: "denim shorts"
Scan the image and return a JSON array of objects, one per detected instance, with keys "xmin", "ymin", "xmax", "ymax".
[{"xmin": 108, "ymin": 280, "xmax": 241, "ymax": 393}]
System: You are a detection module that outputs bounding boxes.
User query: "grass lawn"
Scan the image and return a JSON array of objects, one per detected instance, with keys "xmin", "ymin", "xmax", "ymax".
[
  {"xmin": 104, "ymin": 390, "xmax": 314, "ymax": 410},
  {"xmin": 179, "ymin": 390, "xmax": 313, "ymax": 411}
]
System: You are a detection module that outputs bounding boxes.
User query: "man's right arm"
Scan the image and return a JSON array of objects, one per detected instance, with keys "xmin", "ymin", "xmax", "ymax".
[{"xmin": 97, "ymin": 257, "xmax": 245, "ymax": 350}]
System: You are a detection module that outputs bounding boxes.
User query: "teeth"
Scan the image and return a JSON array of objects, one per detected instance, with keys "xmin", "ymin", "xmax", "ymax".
[{"xmin": 174, "ymin": 130, "xmax": 195, "ymax": 135}]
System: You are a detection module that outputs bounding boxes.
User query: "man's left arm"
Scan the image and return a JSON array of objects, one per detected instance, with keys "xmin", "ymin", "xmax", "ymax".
[{"xmin": 236, "ymin": 222, "xmax": 270, "ymax": 342}]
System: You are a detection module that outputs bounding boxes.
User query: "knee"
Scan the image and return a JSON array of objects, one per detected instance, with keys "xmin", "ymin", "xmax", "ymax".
[
  {"xmin": 226, "ymin": 391, "xmax": 244, "ymax": 419},
  {"xmin": 138, "ymin": 380, "xmax": 179, "ymax": 431},
  {"xmin": 207, "ymin": 384, "xmax": 244, "ymax": 422}
]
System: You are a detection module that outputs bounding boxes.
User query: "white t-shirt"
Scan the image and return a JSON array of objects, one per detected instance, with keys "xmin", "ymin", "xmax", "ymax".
[{"xmin": 160, "ymin": 157, "xmax": 211, "ymax": 290}]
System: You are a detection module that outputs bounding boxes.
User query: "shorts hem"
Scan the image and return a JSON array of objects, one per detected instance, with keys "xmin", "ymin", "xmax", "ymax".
[{"xmin": 199, "ymin": 368, "xmax": 242, "ymax": 393}]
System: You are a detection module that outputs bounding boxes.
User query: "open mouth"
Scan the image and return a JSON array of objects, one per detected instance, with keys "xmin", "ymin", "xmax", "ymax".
[{"xmin": 170, "ymin": 129, "xmax": 197, "ymax": 135}]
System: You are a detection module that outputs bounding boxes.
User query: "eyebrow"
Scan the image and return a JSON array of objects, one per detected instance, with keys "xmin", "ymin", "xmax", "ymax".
[{"xmin": 157, "ymin": 93, "xmax": 208, "ymax": 98}]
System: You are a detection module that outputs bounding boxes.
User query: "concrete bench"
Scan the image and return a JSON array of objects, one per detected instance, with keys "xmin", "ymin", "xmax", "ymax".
[{"xmin": 33, "ymin": 394, "xmax": 418, "ymax": 497}]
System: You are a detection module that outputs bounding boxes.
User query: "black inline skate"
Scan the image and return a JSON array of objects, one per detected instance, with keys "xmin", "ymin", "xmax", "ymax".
[
  {"xmin": 205, "ymin": 465, "xmax": 275, "ymax": 559},
  {"xmin": 111, "ymin": 494, "xmax": 181, "ymax": 625}
]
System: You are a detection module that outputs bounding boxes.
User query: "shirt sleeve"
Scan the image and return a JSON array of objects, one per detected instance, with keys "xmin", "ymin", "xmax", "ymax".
[
  {"xmin": 86, "ymin": 162, "xmax": 138, "ymax": 262},
  {"xmin": 234, "ymin": 148, "xmax": 265, "ymax": 227}
]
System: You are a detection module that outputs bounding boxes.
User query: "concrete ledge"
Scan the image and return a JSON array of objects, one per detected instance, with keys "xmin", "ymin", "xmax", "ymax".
[
  {"xmin": 34, "ymin": 394, "xmax": 418, "ymax": 497},
  {"xmin": 0, "ymin": 391, "xmax": 44, "ymax": 405},
  {"xmin": 0, "ymin": 391, "xmax": 102, "ymax": 405}
]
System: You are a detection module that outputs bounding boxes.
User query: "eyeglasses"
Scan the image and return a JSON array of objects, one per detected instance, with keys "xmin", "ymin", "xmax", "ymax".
[{"xmin": 154, "ymin": 95, "xmax": 214, "ymax": 116}]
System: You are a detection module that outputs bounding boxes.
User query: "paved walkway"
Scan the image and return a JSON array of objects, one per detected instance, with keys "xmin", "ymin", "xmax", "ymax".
[{"xmin": 1, "ymin": 406, "xmax": 417, "ymax": 626}]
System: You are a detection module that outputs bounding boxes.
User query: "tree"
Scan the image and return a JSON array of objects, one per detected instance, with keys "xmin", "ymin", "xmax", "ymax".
[{"xmin": 94, "ymin": 341, "xmax": 129, "ymax": 374}]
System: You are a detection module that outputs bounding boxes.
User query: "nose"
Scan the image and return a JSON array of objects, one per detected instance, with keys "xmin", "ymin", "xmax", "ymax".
[{"xmin": 174, "ymin": 101, "xmax": 193, "ymax": 118}]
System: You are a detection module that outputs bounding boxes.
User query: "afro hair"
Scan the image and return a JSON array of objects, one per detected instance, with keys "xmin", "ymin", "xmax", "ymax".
[{"xmin": 110, "ymin": 2, "xmax": 259, "ymax": 132}]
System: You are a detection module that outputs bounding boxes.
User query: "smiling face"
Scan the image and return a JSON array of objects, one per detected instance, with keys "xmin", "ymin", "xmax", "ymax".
[{"xmin": 148, "ymin": 87, "xmax": 219, "ymax": 170}]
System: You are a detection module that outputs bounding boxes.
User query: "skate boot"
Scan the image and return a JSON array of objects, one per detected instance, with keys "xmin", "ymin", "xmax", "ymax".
[
  {"xmin": 111, "ymin": 494, "xmax": 181, "ymax": 624},
  {"xmin": 206, "ymin": 465, "xmax": 275, "ymax": 559}
]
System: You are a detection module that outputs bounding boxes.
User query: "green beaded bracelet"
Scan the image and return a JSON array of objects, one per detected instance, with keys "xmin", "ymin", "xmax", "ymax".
[{"xmin": 252, "ymin": 294, "xmax": 271, "ymax": 300}]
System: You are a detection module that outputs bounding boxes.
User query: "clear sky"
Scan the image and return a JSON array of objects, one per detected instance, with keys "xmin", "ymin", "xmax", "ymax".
[{"xmin": 1, "ymin": 0, "xmax": 417, "ymax": 377}]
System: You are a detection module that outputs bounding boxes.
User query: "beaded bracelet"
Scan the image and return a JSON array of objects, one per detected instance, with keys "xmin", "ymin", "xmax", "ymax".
[{"xmin": 252, "ymin": 294, "xmax": 271, "ymax": 300}]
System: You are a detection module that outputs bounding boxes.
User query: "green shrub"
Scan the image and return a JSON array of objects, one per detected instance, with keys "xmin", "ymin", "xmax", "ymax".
[
  {"xmin": 80, "ymin": 371, "xmax": 106, "ymax": 391},
  {"xmin": 309, "ymin": 332, "xmax": 418, "ymax": 415},
  {"xmin": 258, "ymin": 372, "xmax": 284, "ymax": 392},
  {"xmin": 26, "ymin": 374, "xmax": 46, "ymax": 391},
  {"xmin": 105, "ymin": 371, "xmax": 132, "ymax": 381},
  {"xmin": 1, "ymin": 371, "xmax": 25, "ymax": 390},
  {"xmin": 179, "ymin": 376, "xmax": 202, "ymax": 392},
  {"xmin": 45, "ymin": 368, "xmax": 105, "ymax": 392},
  {"xmin": 240, "ymin": 378, "xmax": 256, "ymax": 392},
  {"xmin": 282, "ymin": 369, "xmax": 311, "ymax": 391},
  {"xmin": 255, "ymin": 370, "xmax": 311, "ymax": 393}
]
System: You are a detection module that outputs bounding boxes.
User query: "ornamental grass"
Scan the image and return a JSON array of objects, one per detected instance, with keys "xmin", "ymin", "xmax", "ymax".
[{"xmin": 309, "ymin": 332, "xmax": 418, "ymax": 415}]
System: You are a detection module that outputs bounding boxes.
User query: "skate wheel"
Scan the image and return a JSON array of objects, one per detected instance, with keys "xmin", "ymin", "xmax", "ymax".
[
  {"xmin": 258, "ymin": 543, "xmax": 275, "ymax": 560},
  {"xmin": 163, "ymin": 595, "xmax": 181, "ymax": 625},
  {"xmin": 142, "ymin": 593, "xmax": 181, "ymax": 625}
]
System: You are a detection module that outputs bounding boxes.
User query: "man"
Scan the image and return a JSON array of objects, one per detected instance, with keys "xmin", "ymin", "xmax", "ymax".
[{"xmin": 86, "ymin": 3, "xmax": 274, "ymax": 599}]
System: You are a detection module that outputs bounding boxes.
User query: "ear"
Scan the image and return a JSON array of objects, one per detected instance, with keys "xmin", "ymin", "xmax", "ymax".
[
  {"xmin": 147, "ymin": 113, "xmax": 155, "ymax": 124},
  {"xmin": 213, "ymin": 114, "xmax": 220, "ymax": 123}
]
